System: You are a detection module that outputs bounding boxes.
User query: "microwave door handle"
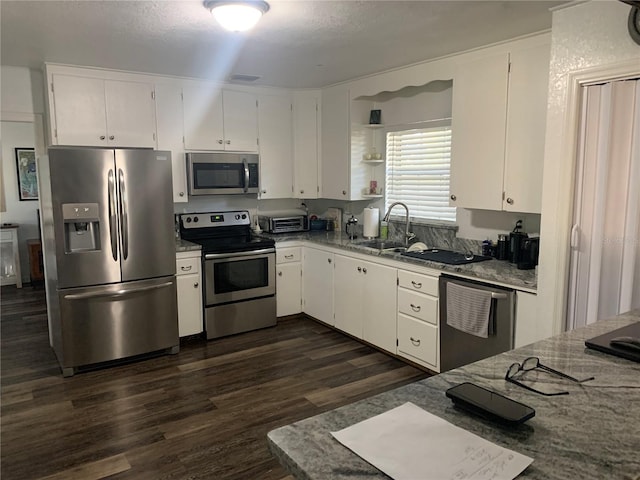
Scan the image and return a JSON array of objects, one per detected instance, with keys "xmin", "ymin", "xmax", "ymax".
[
  {"xmin": 243, "ymin": 159, "xmax": 250, "ymax": 193},
  {"xmin": 107, "ymin": 169, "xmax": 118, "ymax": 261},
  {"xmin": 118, "ymin": 168, "xmax": 129, "ymax": 260}
]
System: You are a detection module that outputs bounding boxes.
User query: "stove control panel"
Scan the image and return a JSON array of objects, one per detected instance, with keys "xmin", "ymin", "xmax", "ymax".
[{"xmin": 180, "ymin": 210, "xmax": 250, "ymax": 229}]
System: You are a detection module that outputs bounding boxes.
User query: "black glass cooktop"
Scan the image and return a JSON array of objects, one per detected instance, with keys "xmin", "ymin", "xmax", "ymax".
[{"xmin": 401, "ymin": 249, "xmax": 493, "ymax": 265}]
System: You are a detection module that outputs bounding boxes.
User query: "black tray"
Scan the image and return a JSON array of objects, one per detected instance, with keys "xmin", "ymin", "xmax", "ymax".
[{"xmin": 401, "ymin": 249, "xmax": 493, "ymax": 265}]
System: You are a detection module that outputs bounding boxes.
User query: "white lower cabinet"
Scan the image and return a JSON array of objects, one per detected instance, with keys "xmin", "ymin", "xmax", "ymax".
[
  {"xmin": 396, "ymin": 269, "xmax": 440, "ymax": 371},
  {"xmin": 175, "ymin": 251, "xmax": 203, "ymax": 337},
  {"xmin": 334, "ymin": 254, "xmax": 397, "ymax": 353},
  {"xmin": 302, "ymin": 247, "xmax": 334, "ymax": 325},
  {"xmin": 276, "ymin": 246, "xmax": 302, "ymax": 317}
]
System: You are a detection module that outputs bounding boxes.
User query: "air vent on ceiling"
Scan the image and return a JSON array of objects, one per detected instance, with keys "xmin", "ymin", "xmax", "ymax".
[{"xmin": 229, "ymin": 74, "xmax": 261, "ymax": 82}]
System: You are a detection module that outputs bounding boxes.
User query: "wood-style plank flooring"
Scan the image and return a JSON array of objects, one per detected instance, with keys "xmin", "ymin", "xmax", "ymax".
[{"xmin": 1, "ymin": 285, "xmax": 430, "ymax": 480}]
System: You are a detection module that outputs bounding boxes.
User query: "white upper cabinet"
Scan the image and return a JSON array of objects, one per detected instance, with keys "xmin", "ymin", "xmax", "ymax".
[
  {"xmin": 258, "ymin": 94, "xmax": 293, "ymax": 199},
  {"xmin": 50, "ymin": 74, "xmax": 156, "ymax": 148},
  {"xmin": 155, "ymin": 82, "xmax": 188, "ymax": 203},
  {"xmin": 293, "ymin": 91, "xmax": 321, "ymax": 199},
  {"xmin": 449, "ymin": 36, "xmax": 550, "ymax": 213},
  {"xmin": 183, "ymin": 85, "xmax": 258, "ymax": 152},
  {"xmin": 321, "ymin": 85, "xmax": 351, "ymax": 200}
]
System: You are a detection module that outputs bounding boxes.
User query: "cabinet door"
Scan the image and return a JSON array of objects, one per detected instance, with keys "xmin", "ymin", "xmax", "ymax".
[
  {"xmin": 176, "ymin": 272, "xmax": 203, "ymax": 337},
  {"xmin": 450, "ymin": 52, "xmax": 509, "ymax": 210},
  {"xmin": 182, "ymin": 84, "xmax": 225, "ymax": 150},
  {"xmin": 277, "ymin": 262, "xmax": 302, "ymax": 317},
  {"xmin": 321, "ymin": 86, "xmax": 351, "ymax": 200},
  {"xmin": 362, "ymin": 261, "xmax": 397, "ymax": 354},
  {"xmin": 155, "ymin": 83, "xmax": 187, "ymax": 202},
  {"xmin": 223, "ymin": 90, "xmax": 258, "ymax": 152},
  {"xmin": 52, "ymin": 75, "xmax": 108, "ymax": 146},
  {"xmin": 293, "ymin": 92, "xmax": 320, "ymax": 199},
  {"xmin": 302, "ymin": 248, "xmax": 334, "ymax": 325},
  {"xmin": 104, "ymin": 80, "xmax": 156, "ymax": 148},
  {"xmin": 334, "ymin": 255, "xmax": 364, "ymax": 338},
  {"xmin": 258, "ymin": 94, "xmax": 293, "ymax": 199},
  {"xmin": 503, "ymin": 42, "xmax": 550, "ymax": 214}
]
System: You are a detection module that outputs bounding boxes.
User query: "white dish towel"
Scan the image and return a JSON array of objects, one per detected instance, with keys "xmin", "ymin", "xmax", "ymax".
[{"xmin": 446, "ymin": 282, "xmax": 492, "ymax": 338}]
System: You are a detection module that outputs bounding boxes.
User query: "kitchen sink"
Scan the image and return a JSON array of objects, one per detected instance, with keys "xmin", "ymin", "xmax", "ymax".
[{"xmin": 356, "ymin": 240, "xmax": 406, "ymax": 252}]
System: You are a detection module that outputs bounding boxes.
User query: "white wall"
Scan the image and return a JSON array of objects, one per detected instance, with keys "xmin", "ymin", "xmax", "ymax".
[
  {"xmin": 1, "ymin": 66, "xmax": 46, "ymax": 284},
  {"xmin": 538, "ymin": 1, "xmax": 640, "ymax": 335}
]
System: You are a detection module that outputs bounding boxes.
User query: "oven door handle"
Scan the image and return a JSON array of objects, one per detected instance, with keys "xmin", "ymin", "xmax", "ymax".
[{"xmin": 204, "ymin": 248, "xmax": 275, "ymax": 260}]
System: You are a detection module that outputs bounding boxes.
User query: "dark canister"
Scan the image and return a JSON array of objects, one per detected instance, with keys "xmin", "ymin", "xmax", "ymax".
[{"xmin": 496, "ymin": 234, "xmax": 508, "ymax": 260}]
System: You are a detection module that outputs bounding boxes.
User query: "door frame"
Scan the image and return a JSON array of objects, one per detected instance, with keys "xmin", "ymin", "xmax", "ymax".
[{"xmin": 542, "ymin": 58, "xmax": 640, "ymax": 334}]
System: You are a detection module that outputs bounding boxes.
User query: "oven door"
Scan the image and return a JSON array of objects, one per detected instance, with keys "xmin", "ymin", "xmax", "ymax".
[{"xmin": 204, "ymin": 249, "xmax": 275, "ymax": 305}]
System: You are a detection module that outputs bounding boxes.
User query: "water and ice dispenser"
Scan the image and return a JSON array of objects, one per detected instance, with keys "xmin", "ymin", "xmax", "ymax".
[{"xmin": 62, "ymin": 204, "xmax": 101, "ymax": 253}]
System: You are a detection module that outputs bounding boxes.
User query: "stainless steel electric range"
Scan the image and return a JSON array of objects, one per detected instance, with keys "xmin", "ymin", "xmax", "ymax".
[{"xmin": 179, "ymin": 210, "xmax": 276, "ymax": 339}]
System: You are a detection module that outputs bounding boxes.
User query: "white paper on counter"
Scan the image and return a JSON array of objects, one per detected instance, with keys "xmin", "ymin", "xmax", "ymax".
[{"xmin": 331, "ymin": 402, "xmax": 533, "ymax": 480}]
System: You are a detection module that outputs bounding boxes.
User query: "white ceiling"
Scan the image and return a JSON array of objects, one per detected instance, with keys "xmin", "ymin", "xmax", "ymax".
[{"xmin": 1, "ymin": 0, "xmax": 565, "ymax": 89}]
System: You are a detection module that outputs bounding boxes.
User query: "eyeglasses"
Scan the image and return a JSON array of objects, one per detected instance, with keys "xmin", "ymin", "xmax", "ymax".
[{"xmin": 505, "ymin": 357, "xmax": 595, "ymax": 396}]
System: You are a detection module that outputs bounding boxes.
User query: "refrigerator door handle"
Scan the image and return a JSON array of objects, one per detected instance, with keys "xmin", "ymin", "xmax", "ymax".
[
  {"xmin": 118, "ymin": 168, "xmax": 129, "ymax": 260},
  {"xmin": 243, "ymin": 158, "xmax": 250, "ymax": 193},
  {"xmin": 64, "ymin": 281, "xmax": 174, "ymax": 300},
  {"xmin": 108, "ymin": 169, "xmax": 118, "ymax": 261}
]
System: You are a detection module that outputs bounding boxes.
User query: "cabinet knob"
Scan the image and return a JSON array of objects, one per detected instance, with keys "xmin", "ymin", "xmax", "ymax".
[
  {"xmin": 342, "ymin": 190, "xmax": 347, "ymax": 195},
  {"xmin": 410, "ymin": 337, "xmax": 421, "ymax": 346},
  {"xmin": 218, "ymin": 139, "xmax": 224, "ymax": 144},
  {"xmin": 225, "ymin": 140, "xmax": 231, "ymax": 144},
  {"xmin": 357, "ymin": 266, "xmax": 362, "ymax": 272},
  {"xmin": 179, "ymin": 192, "xmax": 185, "ymax": 197},
  {"xmin": 194, "ymin": 282, "xmax": 199, "ymax": 288},
  {"xmin": 300, "ymin": 189, "xmax": 304, "ymax": 194},
  {"xmin": 109, "ymin": 135, "xmax": 115, "ymax": 140},
  {"xmin": 362, "ymin": 268, "xmax": 367, "ymax": 274},
  {"xmin": 450, "ymin": 194, "xmax": 457, "ymax": 201},
  {"xmin": 262, "ymin": 190, "xmax": 267, "ymax": 194},
  {"xmin": 100, "ymin": 135, "xmax": 106, "ymax": 140},
  {"xmin": 506, "ymin": 197, "xmax": 514, "ymax": 205},
  {"xmin": 328, "ymin": 258, "xmax": 332, "ymax": 264},
  {"xmin": 278, "ymin": 271, "xmax": 282, "ymax": 276}
]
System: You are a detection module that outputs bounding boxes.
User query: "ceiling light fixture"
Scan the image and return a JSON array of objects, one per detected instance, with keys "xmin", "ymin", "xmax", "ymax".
[{"xmin": 204, "ymin": 1, "xmax": 270, "ymax": 32}]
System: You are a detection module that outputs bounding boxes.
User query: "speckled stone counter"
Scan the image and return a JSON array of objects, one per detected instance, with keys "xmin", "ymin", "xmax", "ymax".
[
  {"xmin": 175, "ymin": 238, "xmax": 201, "ymax": 252},
  {"xmin": 268, "ymin": 310, "xmax": 640, "ymax": 480},
  {"xmin": 260, "ymin": 231, "xmax": 537, "ymax": 291}
]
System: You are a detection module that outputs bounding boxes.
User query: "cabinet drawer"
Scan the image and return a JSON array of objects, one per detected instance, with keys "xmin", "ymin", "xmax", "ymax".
[
  {"xmin": 398, "ymin": 313, "xmax": 438, "ymax": 367},
  {"xmin": 176, "ymin": 257, "xmax": 200, "ymax": 275},
  {"xmin": 398, "ymin": 270, "xmax": 439, "ymax": 296},
  {"xmin": 277, "ymin": 247, "xmax": 301, "ymax": 264},
  {"xmin": 398, "ymin": 288, "xmax": 438, "ymax": 325}
]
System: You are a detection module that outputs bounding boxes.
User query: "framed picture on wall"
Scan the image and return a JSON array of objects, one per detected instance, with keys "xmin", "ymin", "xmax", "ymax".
[{"xmin": 15, "ymin": 147, "xmax": 38, "ymax": 201}]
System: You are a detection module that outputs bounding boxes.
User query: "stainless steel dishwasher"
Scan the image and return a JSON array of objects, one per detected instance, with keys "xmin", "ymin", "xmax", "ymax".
[{"xmin": 439, "ymin": 274, "xmax": 515, "ymax": 372}]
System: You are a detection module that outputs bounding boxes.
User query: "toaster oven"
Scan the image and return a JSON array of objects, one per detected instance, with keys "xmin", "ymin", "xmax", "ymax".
[{"xmin": 258, "ymin": 215, "xmax": 308, "ymax": 233}]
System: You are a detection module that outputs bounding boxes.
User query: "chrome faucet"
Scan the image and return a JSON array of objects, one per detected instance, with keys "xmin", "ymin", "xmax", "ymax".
[{"xmin": 382, "ymin": 202, "xmax": 415, "ymax": 246}]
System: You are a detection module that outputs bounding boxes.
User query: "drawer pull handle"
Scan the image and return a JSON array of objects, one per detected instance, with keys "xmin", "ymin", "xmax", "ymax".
[
  {"xmin": 181, "ymin": 265, "xmax": 193, "ymax": 271},
  {"xmin": 285, "ymin": 254, "xmax": 294, "ymax": 259},
  {"xmin": 410, "ymin": 304, "xmax": 421, "ymax": 312},
  {"xmin": 411, "ymin": 281, "xmax": 422, "ymax": 289},
  {"xmin": 410, "ymin": 337, "xmax": 421, "ymax": 346}
]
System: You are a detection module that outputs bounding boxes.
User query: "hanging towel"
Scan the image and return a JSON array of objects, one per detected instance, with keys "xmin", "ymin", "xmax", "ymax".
[{"xmin": 446, "ymin": 282, "xmax": 492, "ymax": 338}]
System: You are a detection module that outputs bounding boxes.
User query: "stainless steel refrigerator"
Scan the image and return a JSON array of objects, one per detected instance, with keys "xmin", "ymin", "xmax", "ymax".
[{"xmin": 38, "ymin": 148, "xmax": 179, "ymax": 376}]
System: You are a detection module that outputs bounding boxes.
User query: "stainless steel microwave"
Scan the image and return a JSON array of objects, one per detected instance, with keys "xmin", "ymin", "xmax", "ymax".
[{"xmin": 187, "ymin": 152, "xmax": 259, "ymax": 195}]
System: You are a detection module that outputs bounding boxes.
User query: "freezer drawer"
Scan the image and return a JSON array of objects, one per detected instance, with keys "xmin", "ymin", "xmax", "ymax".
[{"xmin": 57, "ymin": 276, "xmax": 178, "ymax": 374}]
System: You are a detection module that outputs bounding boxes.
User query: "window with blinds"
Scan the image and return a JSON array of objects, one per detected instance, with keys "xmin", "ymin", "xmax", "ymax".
[{"xmin": 385, "ymin": 124, "xmax": 456, "ymax": 222}]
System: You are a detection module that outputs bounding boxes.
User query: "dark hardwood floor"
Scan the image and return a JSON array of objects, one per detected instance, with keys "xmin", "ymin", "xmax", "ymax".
[{"xmin": 1, "ymin": 285, "xmax": 430, "ymax": 480}]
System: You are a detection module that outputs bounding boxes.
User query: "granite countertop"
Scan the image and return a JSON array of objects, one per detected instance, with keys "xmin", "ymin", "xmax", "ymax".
[
  {"xmin": 175, "ymin": 238, "xmax": 201, "ymax": 252},
  {"xmin": 268, "ymin": 309, "xmax": 640, "ymax": 480},
  {"xmin": 261, "ymin": 231, "xmax": 537, "ymax": 291}
]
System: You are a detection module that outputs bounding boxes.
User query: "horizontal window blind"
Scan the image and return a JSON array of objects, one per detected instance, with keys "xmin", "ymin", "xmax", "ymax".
[{"xmin": 386, "ymin": 125, "xmax": 456, "ymax": 222}]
